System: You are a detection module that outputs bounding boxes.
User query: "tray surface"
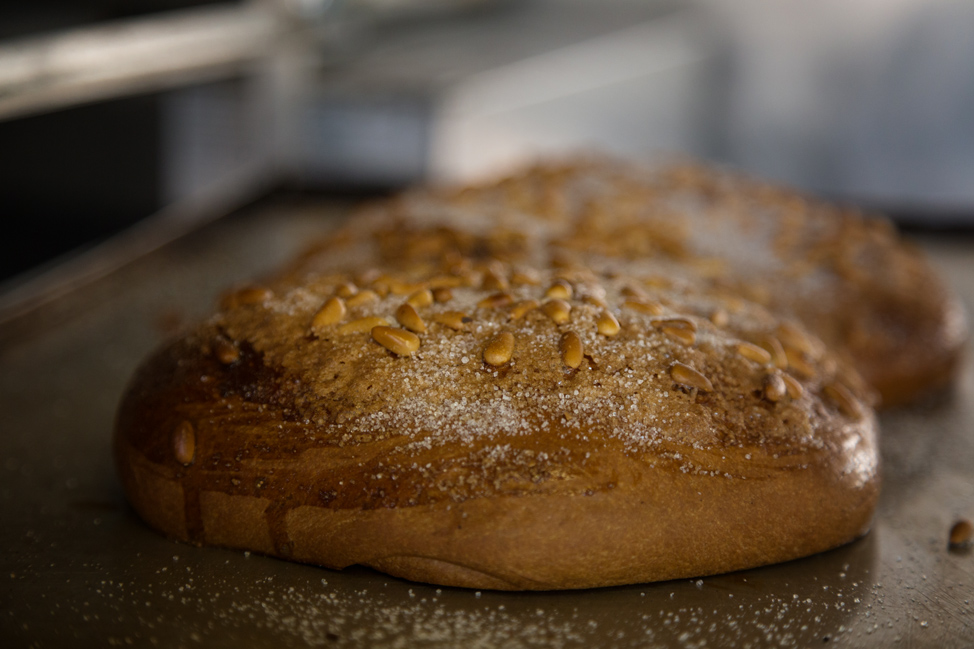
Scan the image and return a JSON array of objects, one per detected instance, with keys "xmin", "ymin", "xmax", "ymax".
[{"xmin": 1, "ymin": 199, "xmax": 972, "ymax": 648}]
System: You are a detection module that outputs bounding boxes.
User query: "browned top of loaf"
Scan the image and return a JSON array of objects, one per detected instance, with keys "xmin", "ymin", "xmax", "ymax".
[
  {"xmin": 118, "ymin": 258, "xmax": 877, "ymax": 512},
  {"xmin": 290, "ymin": 156, "xmax": 964, "ymax": 405}
]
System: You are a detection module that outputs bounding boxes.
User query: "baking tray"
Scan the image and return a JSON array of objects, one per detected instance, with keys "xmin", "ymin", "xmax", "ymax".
[{"xmin": 1, "ymin": 198, "xmax": 972, "ymax": 648}]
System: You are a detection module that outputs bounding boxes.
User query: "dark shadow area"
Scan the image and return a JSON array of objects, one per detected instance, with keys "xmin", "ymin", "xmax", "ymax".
[{"xmin": 0, "ymin": 93, "xmax": 164, "ymax": 281}]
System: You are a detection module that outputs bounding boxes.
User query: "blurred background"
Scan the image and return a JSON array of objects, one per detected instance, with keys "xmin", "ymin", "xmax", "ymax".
[{"xmin": 2, "ymin": 0, "xmax": 973, "ymax": 291}]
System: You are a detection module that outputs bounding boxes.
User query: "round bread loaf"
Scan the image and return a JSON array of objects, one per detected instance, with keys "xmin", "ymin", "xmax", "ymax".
[
  {"xmin": 321, "ymin": 157, "xmax": 966, "ymax": 406},
  {"xmin": 115, "ymin": 259, "xmax": 879, "ymax": 590}
]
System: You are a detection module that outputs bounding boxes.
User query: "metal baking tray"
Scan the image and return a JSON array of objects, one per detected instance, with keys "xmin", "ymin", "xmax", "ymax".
[{"xmin": 1, "ymin": 197, "xmax": 972, "ymax": 647}]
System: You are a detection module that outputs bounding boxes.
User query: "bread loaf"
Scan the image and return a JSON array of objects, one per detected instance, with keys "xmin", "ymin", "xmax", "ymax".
[
  {"xmin": 115, "ymin": 253, "xmax": 879, "ymax": 590},
  {"xmin": 316, "ymin": 157, "xmax": 965, "ymax": 406}
]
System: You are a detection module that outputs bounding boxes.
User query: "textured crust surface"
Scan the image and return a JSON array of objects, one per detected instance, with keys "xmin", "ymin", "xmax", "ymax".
[
  {"xmin": 302, "ymin": 157, "xmax": 966, "ymax": 406},
  {"xmin": 116, "ymin": 259, "xmax": 879, "ymax": 590}
]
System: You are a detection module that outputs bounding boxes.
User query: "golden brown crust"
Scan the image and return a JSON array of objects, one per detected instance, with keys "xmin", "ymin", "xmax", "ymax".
[
  {"xmin": 115, "ymin": 261, "xmax": 879, "ymax": 590},
  {"xmin": 307, "ymin": 156, "xmax": 965, "ymax": 406},
  {"xmin": 117, "ymin": 429, "xmax": 877, "ymax": 590}
]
